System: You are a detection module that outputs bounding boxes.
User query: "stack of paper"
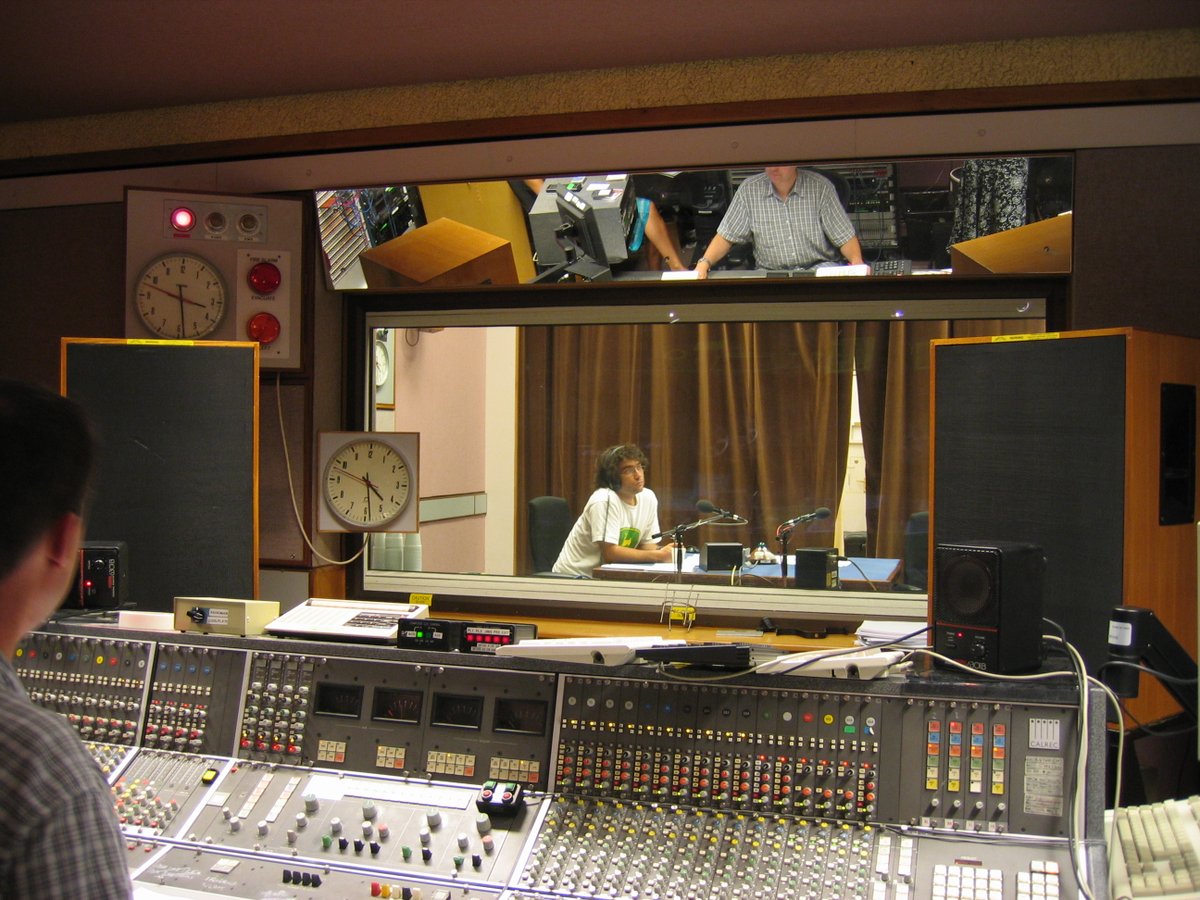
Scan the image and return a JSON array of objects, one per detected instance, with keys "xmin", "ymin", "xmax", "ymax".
[{"xmin": 855, "ymin": 620, "xmax": 929, "ymax": 648}]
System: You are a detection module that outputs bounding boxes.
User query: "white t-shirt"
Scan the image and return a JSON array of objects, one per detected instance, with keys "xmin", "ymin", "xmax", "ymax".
[{"xmin": 552, "ymin": 487, "xmax": 663, "ymax": 577}]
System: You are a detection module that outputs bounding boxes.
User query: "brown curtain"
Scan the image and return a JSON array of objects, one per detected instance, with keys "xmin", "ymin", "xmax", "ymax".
[
  {"xmin": 855, "ymin": 318, "xmax": 1046, "ymax": 562},
  {"xmin": 517, "ymin": 321, "xmax": 853, "ymax": 573}
]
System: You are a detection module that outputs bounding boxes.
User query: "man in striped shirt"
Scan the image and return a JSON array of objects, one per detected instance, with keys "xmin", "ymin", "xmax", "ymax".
[
  {"xmin": 0, "ymin": 379, "xmax": 132, "ymax": 898},
  {"xmin": 693, "ymin": 166, "xmax": 865, "ymax": 276}
]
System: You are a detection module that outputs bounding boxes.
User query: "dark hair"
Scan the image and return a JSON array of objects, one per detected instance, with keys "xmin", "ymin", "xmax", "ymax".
[
  {"xmin": 0, "ymin": 379, "xmax": 96, "ymax": 579},
  {"xmin": 594, "ymin": 443, "xmax": 648, "ymax": 491}
]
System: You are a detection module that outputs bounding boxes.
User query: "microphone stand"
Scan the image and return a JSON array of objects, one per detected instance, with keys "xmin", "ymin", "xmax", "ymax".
[
  {"xmin": 776, "ymin": 525, "xmax": 794, "ymax": 581},
  {"xmin": 775, "ymin": 512, "xmax": 829, "ymax": 583},
  {"xmin": 654, "ymin": 514, "xmax": 724, "ymax": 582}
]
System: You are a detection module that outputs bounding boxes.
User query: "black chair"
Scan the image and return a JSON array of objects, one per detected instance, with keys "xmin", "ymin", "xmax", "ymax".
[
  {"xmin": 903, "ymin": 510, "xmax": 929, "ymax": 591},
  {"xmin": 528, "ymin": 495, "xmax": 574, "ymax": 574}
]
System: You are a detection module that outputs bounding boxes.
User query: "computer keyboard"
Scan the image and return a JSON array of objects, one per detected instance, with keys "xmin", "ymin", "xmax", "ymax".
[
  {"xmin": 1108, "ymin": 795, "xmax": 1200, "ymax": 898},
  {"xmin": 870, "ymin": 258, "xmax": 913, "ymax": 276}
]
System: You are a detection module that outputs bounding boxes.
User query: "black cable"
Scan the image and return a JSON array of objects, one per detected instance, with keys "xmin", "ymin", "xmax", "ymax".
[
  {"xmin": 1097, "ymin": 659, "xmax": 1198, "ymax": 686},
  {"xmin": 837, "ymin": 556, "xmax": 878, "ymax": 591}
]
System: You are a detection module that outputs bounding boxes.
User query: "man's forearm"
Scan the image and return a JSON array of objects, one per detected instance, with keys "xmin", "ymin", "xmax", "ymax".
[
  {"xmin": 694, "ymin": 234, "xmax": 734, "ymax": 275},
  {"xmin": 840, "ymin": 236, "xmax": 865, "ymax": 266}
]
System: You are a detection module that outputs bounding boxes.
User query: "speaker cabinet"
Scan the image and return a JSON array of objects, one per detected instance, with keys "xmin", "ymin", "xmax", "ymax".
[
  {"xmin": 933, "ymin": 541, "xmax": 1045, "ymax": 673},
  {"xmin": 931, "ymin": 328, "xmax": 1200, "ymax": 721}
]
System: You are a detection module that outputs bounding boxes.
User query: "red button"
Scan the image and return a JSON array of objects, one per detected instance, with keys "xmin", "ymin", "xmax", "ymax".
[
  {"xmin": 247, "ymin": 261, "xmax": 282, "ymax": 294},
  {"xmin": 246, "ymin": 312, "xmax": 281, "ymax": 345}
]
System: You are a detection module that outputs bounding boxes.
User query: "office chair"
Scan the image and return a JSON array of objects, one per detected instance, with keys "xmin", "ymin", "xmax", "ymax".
[
  {"xmin": 528, "ymin": 495, "xmax": 574, "ymax": 575},
  {"xmin": 903, "ymin": 510, "xmax": 929, "ymax": 591}
]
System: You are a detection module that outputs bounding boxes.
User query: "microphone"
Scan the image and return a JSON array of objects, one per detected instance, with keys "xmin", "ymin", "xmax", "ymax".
[
  {"xmin": 696, "ymin": 500, "xmax": 747, "ymax": 523},
  {"xmin": 779, "ymin": 506, "xmax": 831, "ymax": 529}
]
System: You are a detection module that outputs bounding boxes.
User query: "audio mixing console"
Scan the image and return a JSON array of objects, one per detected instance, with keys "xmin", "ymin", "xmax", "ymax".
[{"xmin": 17, "ymin": 622, "xmax": 1108, "ymax": 899}]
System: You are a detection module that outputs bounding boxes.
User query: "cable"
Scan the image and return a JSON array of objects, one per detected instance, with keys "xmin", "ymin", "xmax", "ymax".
[
  {"xmin": 1098, "ymin": 659, "xmax": 1198, "ymax": 686},
  {"xmin": 837, "ymin": 555, "xmax": 879, "ymax": 591},
  {"xmin": 274, "ymin": 373, "xmax": 368, "ymax": 567},
  {"xmin": 764, "ymin": 625, "xmax": 929, "ymax": 677}
]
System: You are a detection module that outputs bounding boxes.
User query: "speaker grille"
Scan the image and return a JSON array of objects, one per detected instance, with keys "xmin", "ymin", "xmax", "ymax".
[{"xmin": 939, "ymin": 552, "xmax": 994, "ymax": 619}]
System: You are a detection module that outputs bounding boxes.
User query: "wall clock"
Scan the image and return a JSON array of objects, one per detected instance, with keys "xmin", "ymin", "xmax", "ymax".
[
  {"xmin": 318, "ymin": 432, "xmax": 418, "ymax": 533},
  {"xmin": 132, "ymin": 252, "xmax": 227, "ymax": 339}
]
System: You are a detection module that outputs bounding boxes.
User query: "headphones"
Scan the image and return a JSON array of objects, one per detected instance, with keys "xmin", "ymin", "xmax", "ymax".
[{"xmin": 594, "ymin": 443, "xmax": 646, "ymax": 491}]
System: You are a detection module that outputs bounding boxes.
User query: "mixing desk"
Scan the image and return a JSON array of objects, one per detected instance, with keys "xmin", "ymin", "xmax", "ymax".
[{"xmin": 18, "ymin": 622, "xmax": 1109, "ymax": 899}]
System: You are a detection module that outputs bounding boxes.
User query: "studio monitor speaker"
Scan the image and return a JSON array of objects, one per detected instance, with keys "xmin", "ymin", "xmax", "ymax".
[
  {"xmin": 931, "ymin": 329, "xmax": 1200, "ymax": 720},
  {"xmin": 932, "ymin": 541, "xmax": 1045, "ymax": 674}
]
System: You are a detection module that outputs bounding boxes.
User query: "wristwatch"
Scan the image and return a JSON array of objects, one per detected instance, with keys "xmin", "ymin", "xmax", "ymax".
[{"xmin": 697, "ymin": 257, "xmax": 713, "ymax": 267}]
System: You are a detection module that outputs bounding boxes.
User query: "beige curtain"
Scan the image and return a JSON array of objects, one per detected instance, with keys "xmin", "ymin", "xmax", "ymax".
[{"xmin": 518, "ymin": 321, "xmax": 852, "ymax": 573}]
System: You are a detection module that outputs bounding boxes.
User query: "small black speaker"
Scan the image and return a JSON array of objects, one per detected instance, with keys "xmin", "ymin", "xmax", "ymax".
[
  {"xmin": 794, "ymin": 547, "xmax": 840, "ymax": 589},
  {"xmin": 67, "ymin": 541, "xmax": 129, "ymax": 610},
  {"xmin": 932, "ymin": 541, "xmax": 1045, "ymax": 673},
  {"xmin": 699, "ymin": 542, "xmax": 743, "ymax": 572}
]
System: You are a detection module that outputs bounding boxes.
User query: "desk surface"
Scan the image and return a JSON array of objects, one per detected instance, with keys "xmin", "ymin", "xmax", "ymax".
[
  {"xmin": 432, "ymin": 607, "xmax": 858, "ymax": 652},
  {"xmin": 593, "ymin": 555, "xmax": 902, "ymax": 590}
]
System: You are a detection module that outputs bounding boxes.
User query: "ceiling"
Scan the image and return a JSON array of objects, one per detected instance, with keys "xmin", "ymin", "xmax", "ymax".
[{"xmin": 2, "ymin": 0, "xmax": 1197, "ymax": 127}]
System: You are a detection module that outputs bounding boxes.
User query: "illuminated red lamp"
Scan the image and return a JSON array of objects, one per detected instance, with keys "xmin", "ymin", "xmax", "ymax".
[
  {"xmin": 170, "ymin": 207, "xmax": 196, "ymax": 232},
  {"xmin": 246, "ymin": 312, "xmax": 281, "ymax": 345},
  {"xmin": 247, "ymin": 261, "xmax": 282, "ymax": 294}
]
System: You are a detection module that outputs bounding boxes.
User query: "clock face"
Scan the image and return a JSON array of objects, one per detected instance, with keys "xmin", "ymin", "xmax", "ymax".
[
  {"xmin": 133, "ymin": 252, "xmax": 227, "ymax": 339},
  {"xmin": 373, "ymin": 338, "xmax": 391, "ymax": 387},
  {"xmin": 323, "ymin": 437, "xmax": 412, "ymax": 529}
]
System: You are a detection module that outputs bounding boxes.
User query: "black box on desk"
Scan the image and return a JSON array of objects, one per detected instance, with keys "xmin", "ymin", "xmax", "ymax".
[
  {"xmin": 68, "ymin": 541, "xmax": 129, "ymax": 609},
  {"xmin": 700, "ymin": 542, "xmax": 743, "ymax": 571},
  {"xmin": 794, "ymin": 547, "xmax": 840, "ymax": 589}
]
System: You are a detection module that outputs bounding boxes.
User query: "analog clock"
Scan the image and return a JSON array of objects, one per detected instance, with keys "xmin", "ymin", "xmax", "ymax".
[
  {"xmin": 322, "ymin": 436, "xmax": 412, "ymax": 530},
  {"xmin": 374, "ymin": 337, "xmax": 391, "ymax": 387},
  {"xmin": 133, "ymin": 252, "xmax": 227, "ymax": 339}
]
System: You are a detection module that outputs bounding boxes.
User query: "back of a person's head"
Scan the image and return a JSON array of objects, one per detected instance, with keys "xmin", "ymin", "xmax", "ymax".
[{"xmin": 0, "ymin": 379, "xmax": 95, "ymax": 580}]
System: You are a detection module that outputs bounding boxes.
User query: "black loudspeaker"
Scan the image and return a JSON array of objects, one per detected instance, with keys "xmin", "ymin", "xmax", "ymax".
[
  {"xmin": 700, "ymin": 542, "xmax": 743, "ymax": 572},
  {"xmin": 67, "ymin": 541, "xmax": 129, "ymax": 610},
  {"xmin": 932, "ymin": 330, "xmax": 1200, "ymax": 702},
  {"xmin": 932, "ymin": 541, "xmax": 1045, "ymax": 674},
  {"xmin": 794, "ymin": 547, "xmax": 840, "ymax": 589}
]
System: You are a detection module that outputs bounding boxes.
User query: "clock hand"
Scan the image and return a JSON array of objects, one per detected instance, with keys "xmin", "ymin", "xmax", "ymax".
[
  {"xmin": 144, "ymin": 281, "xmax": 206, "ymax": 308},
  {"xmin": 334, "ymin": 467, "xmax": 385, "ymax": 501},
  {"xmin": 361, "ymin": 473, "xmax": 385, "ymax": 502}
]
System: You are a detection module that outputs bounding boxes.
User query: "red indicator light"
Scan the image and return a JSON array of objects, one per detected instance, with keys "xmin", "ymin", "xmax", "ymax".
[
  {"xmin": 246, "ymin": 312, "xmax": 281, "ymax": 345},
  {"xmin": 171, "ymin": 207, "xmax": 196, "ymax": 232},
  {"xmin": 247, "ymin": 261, "xmax": 282, "ymax": 294}
]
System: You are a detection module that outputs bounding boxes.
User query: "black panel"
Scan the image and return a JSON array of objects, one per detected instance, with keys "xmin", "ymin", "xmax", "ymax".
[
  {"xmin": 1159, "ymin": 383, "xmax": 1196, "ymax": 525},
  {"xmin": 933, "ymin": 335, "xmax": 1125, "ymax": 671},
  {"xmin": 64, "ymin": 341, "xmax": 257, "ymax": 611}
]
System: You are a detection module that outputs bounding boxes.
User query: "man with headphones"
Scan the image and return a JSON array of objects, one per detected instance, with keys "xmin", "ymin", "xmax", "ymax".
[{"xmin": 552, "ymin": 443, "xmax": 678, "ymax": 578}]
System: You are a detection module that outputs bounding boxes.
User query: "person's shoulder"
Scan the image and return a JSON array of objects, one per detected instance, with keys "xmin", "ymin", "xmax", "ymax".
[
  {"xmin": 801, "ymin": 168, "xmax": 840, "ymax": 193},
  {"xmin": 583, "ymin": 487, "xmax": 615, "ymax": 507},
  {"xmin": 797, "ymin": 168, "xmax": 835, "ymax": 187},
  {"xmin": 0, "ymin": 691, "xmax": 102, "ymax": 796}
]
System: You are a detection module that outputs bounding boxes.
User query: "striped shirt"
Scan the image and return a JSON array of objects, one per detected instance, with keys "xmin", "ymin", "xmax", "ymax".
[
  {"xmin": 0, "ymin": 656, "xmax": 132, "ymax": 898},
  {"xmin": 717, "ymin": 169, "xmax": 856, "ymax": 269}
]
